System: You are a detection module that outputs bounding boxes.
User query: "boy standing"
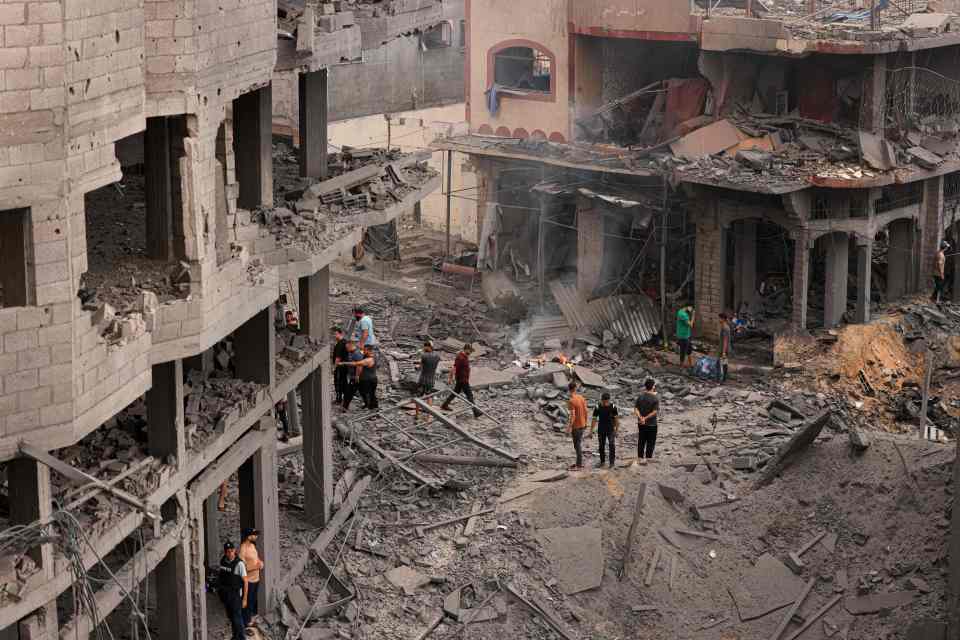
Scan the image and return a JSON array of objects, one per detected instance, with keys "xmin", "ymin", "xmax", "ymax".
[
  {"xmin": 565, "ymin": 382, "xmax": 589, "ymax": 470},
  {"xmin": 676, "ymin": 305, "xmax": 695, "ymax": 368},
  {"xmin": 590, "ymin": 392, "xmax": 619, "ymax": 469},
  {"xmin": 633, "ymin": 378, "xmax": 660, "ymax": 465}
]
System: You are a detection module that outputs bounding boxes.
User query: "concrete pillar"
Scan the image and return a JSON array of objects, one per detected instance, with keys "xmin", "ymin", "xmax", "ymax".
[
  {"xmin": 203, "ymin": 493, "xmax": 221, "ymax": 569},
  {"xmin": 733, "ymin": 219, "xmax": 758, "ymax": 312},
  {"xmin": 234, "ymin": 84, "xmax": 273, "ymax": 210},
  {"xmin": 300, "ymin": 364, "xmax": 333, "ymax": 525},
  {"xmin": 921, "ymin": 176, "xmax": 944, "ymax": 283},
  {"xmin": 855, "ymin": 238, "xmax": 872, "ymax": 324},
  {"xmin": 147, "ymin": 359, "xmax": 186, "ymax": 467},
  {"xmin": 156, "ymin": 497, "xmax": 193, "ymax": 640},
  {"xmin": 298, "ymin": 69, "xmax": 328, "ymax": 180},
  {"xmin": 9, "ymin": 459, "xmax": 57, "ymax": 638},
  {"xmin": 792, "ymin": 231, "xmax": 811, "ymax": 331},
  {"xmin": 823, "ymin": 234, "xmax": 850, "ymax": 328},
  {"xmin": 863, "ymin": 54, "xmax": 887, "ymax": 134},
  {"xmin": 299, "ymin": 267, "xmax": 329, "ymax": 342},
  {"xmin": 184, "ymin": 349, "xmax": 213, "ymax": 377},
  {"xmin": 238, "ymin": 420, "xmax": 281, "ymax": 610},
  {"xmin": 286, "ymin": 388, "xmax": 301, "ymax": 436},
  {"xmin": 145, "ymin": 116, "xmax": 173, "ymax": 260},
  {"xmin": 576, "ymin": 202, "xmax": 603, "ymax": 296},
  {"xmin": 234, "ymin": 305, "xmax": 276, "ymax": 388},
  {"xmin": 888, "ymin": 219, "xmax": 913, "ymax": 301}
]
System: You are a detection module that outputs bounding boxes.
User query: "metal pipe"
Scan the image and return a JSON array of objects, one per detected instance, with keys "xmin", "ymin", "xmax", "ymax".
[{"xmin": 445, "ymin": 150, "xmax": 453, "ymax": 257}]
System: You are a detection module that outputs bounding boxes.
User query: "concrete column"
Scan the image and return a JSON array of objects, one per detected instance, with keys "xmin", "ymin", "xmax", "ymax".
[
  {"xmin": 734, "ymin": 219, "xmax": 758, "ymax": 312},
  {"xmin": 855, "ymin": 238, "xmax": 872, "ymax": 324},
  {"xmin": 9, "ymin": 459, "xmax": 57, "ymax": 638},
  {"xmin": 237, "ymin": 420, "xmax": 281, "ymax": 610},
  {"xmin": 286, "ymin": 388, "xmax": 301, "ymax": 436},
  {"xmin": 299, "ymin": 267, "xmax": 330, "ymax": 342},
  {"xmin": 203, "ymin": 494, "xmax": 221, "ymax": 569},
  {"xmin": 298, "ymin": 68, "xmax": 328, "ymax": 179},
  {"xmin": 184, "ymin": 349, "xmax": 213, "ymax": 377},
  {"xmin": 234, "ymin": 305, "xmax": 276, "ymax": 388},
  {"xmin": 863, "ymin": 54, "xmax": 887, "ymax": 133},
  {"xmin": 147, "ymin": 359, "xmax": 186, "ymax": 467},
  {"xmin": 921, "ymin": 176, "xmax": 944, "ymax": 283},
  {"xmin": 156, "ymin": 498, "xmax": 193, "ymax": 640},
  {"xmin": 576, "ymin": 202, "xmax": 603, "ymax": 295},
  {"xmin": 145, "ymin": 116, "xmax": 173, "ymax": 260},
  {"xmin": 823, "ymin": 234, "xmax": 850, "ymax": 328},
  {"xmin": 792, "ymin": 231, "xmax": 811, "ymax": 331},
  {"xmin": 888, "ymin": 219, "xmax": 913, "ymax": 301},
  {"xmin": 300, "ymin": 364, "xmax": 333, "ymax": 525},
  {"xmin": 234, "ymin": 84, "xmax": 273, "ymax": 210}
]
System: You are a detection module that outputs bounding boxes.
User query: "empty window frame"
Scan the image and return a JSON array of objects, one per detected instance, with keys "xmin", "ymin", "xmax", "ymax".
[
  {"xmin": 422, "ymin": 21, "xmax": 452, "ymax": 49},
  {"xmin": 0, "ymin": 208, "xmax": 31, "ymax": 308},
  {"xmin": 493, "ymin": 45, "xmax": 552, "ymax": 93}
]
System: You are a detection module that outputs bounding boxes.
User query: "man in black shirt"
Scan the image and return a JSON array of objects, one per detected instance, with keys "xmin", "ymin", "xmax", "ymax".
[
  {"xmin": 633, "ymin": 378, "xmax": 660, "ymax": 465},
  {"xmin": 332, "ymin": 327, "xmax": 348, "ymax": 406},
  {"xmin": 590, "ymin": 393, "xmax": 619, "ymax": 469}
]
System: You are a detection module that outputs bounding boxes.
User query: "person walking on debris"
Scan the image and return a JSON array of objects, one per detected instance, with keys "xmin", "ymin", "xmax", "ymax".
[
  {"xmin": 676, "ymin": 304, "xmax": 695, "ymax": 369},
  {"xmin": 239, "ymin": 528, "xmax": 263, "ymax": 628},
  {"xmin": 351, "ymin": 306, "xmax": 377, "ymax": 350},
  {"xmin": 414, "ymin": 341, "xmax": 442, "ymax": 422},
  {"xmin": 717, "ymin": 312, "xmax": 731, "ymax": 384},
  {"xmin": 440, "ymin": 343, "xmax": 482, "ymax": 418},
  {"xmin": 633, "ymin": 378, "xmax": 659, "ymax": 466},
  {"xmin": 332, "ymin": 326, "xmax": 348, "ymax": 406},
  {"xmin": 339, "ymin": 339, "xmax": 364, "ymax": 410},
  {"xmin": 566, "ymin": 381, "xmax": 589, "ymax": 470},
  {"xmin": 933, "ymin": 241, "xmax": 949, "ymax": 302},
  {"xmin": 590, "ymin": 392, "xmax": 619, "ymax": 469},
  {"xmin": 217, "ymin": 542, "xmax": 248, "ymax": 640}
]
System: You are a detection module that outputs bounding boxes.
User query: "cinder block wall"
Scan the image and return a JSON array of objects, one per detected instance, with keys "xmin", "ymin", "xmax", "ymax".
[{"xmin": 694, "ymin": 219, "xmax": 725, "ymax": 339}]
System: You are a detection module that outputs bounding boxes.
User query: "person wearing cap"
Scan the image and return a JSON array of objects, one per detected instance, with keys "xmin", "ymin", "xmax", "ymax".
[
  {"xmin": 440, "ymin": 343, "xmax": 482, "ymax": 418},
  {"xmin": 217, "ymin": 541, "xmax": 248, "ymax": 640},
  {"xmin": 590, "ymin": 392, "xmax": 619, "ymax": 469},
  {"xmin": 239, "ymin": 528, "xmax": 263, "ymax": 627},
  {"xmin": 351, "ymin": 306, "xmax": 377, "ymax": 350},
  {"xmin": 933, "ymin": 241, "xmax": 949, "ymax": 302}
]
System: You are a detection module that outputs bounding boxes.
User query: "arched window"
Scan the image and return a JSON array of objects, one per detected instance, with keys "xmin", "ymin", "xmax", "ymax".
[{"xmin": 489, "ymin": 41, "xmax": 554, "ymax": 95}]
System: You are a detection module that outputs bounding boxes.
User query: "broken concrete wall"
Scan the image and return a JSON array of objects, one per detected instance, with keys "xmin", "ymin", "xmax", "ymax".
[
  {"xmin": 568, "ymin": 0, "xmax": 695, "ymax": 36},
  {"xmin": 694, "ymin": 211, "xmax": 726, "ymax": 339},
  {"xmin": 576, "ymin": 200, "xmax": 604, "ymax": 296}
]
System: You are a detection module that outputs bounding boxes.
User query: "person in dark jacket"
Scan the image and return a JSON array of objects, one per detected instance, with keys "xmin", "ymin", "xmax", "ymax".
[
  {"xmin": 217, "ymin": 542, "xmax": 248, "ymax": 640},
  {"xmin": 356, "ymin": 344, "xmax": 379, "ymax": 409},
  {"xmin": 440, "ymin": 344, "xmax": 482, "ymax": 418},
  {"xmin": 332, "ymin": 326, "xmax": 348, "ymax": 405}
]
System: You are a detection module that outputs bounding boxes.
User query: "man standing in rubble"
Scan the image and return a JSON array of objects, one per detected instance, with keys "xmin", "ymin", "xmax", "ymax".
[
  {"xmin": 351, "ymin": 306, "xmax": 377, "ymax": 351},
  {"xmin": 339, "ymin": 339, "xmax": 364, "ymax": 410},
  {"xmin": 634, "ymin": 378, "xmax": 659, "ymax": 465},
  {"xmin": 217, "ymin": 541, "xmax": 248, "ymax": 640},
  {"xmin": 933, "ymin": 241, "xmax": 949, "ymax": 303},
  {"xmin": 676, "ymin": 304, "xmax": 695, "ymax": 369},
  {"xmin": 565, "ymin": 381, "xmax": 589, "ymax": 471},
  {"xmin": 440, "ymin": 343, "xmax": 482, "ymax": 418},
  {"xmin": 239, "ymin": 528, "xmax": 263, "ymax": 628},
  {"xmin": 590, "ymin": 392, "xmax": 619, "ymax": 469},
  {"xmin": 332, "ymin": 326, "xmax": 348, "ymax": 406}
]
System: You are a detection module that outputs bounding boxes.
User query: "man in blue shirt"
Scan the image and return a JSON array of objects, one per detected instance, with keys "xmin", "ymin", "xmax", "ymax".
[{"xmin": 351, "ymin": 306, "xmax": 377, "ymax": 349}]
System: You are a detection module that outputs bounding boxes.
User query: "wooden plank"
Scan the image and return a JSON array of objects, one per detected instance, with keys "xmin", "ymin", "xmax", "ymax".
[
  {"xmin": 412, "ymin": 399, "xmax": 520, "ymax": 461},
  {"xmin": 769, "ymin": 578, "xmax": 815, "ymax": 640},
  {"xmin": 462, "ymin": 500, "xmax": 483, "ymax": 537},
  {"xmin": 360, "ymin": 435, "xmax": 438, "ymax": 487},
  {"xmin": 19, "ymin": 443, "xmax": 157, "ymax": 518},
  {"xmin": 783, "ymin": 594, "xmax": 842, "ymax": 640},
  {"xmin": 388, "ymin": 452, "xmax": 518, "ymax": 468},
  {"xmin": 618, "ymin": 483, "xmax": 646, "ymax": 580},
  {"xmin": 415, "ymin": 508, "xmax": 495, "ymax": 538},
  {"xmin": 674, "ymin": 528, "xmax": 721, "ymax": 541},
  {"xmin": 644, "ymin": 547, "xmax": 662, "ymax": 587}
]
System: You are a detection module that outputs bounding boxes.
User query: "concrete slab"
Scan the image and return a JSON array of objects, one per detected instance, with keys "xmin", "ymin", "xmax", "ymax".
[
  {"xmin": 574, "ymin": 367, "xmax": 604, "ymax": 388},
  {"xmin": 384, "ymin": 566, "xmax": 431, "ymax": 595},
  {"xmin": 670, "ymin": 119, "xmax": 741, "ymax": 161},
  {"xmin": 498, "ymin": 482, "xmax": 540, "ymax": 504},
  {"xmin": 287, "ymin": 585, "xmax": 312, "ymax": 619},
  {"xmin": 523, "ymin": 362, "xmax": 567, "ymax": 383},
  {"xmin": 470, "ymin": 367, "xmax": 517, "ymax": 390},
  {"xmin": 755, "ymin": 411, "xmax": 832, "ymax": 488},
  {"xmin": 526, "ymin": 470, "xmax": 569, "ymax": 483},
  {"xmin": 536, "ymin": 526, "xmax": 603, "ymax": 595},
  {"xmin": 730, "ymin": 553, "xmax": 806, "ymax": 621},
  {"xmin": 844, "ymin": 591, "xmax": 914, "ymax": 615}
]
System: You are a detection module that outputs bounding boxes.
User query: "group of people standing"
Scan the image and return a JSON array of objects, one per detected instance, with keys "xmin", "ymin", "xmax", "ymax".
[
  {"xmin": 217, "ymin": 528, "xmax": 263, "ymax": 639},
  {"xmin": 332, "ymin": 306, "xmax": 380, "ymax": 411}
]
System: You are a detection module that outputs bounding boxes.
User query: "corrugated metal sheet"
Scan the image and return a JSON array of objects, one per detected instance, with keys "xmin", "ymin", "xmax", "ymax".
[{"xmin": 550, "ymin": 282, "xmax": 661, "ymax": 345}]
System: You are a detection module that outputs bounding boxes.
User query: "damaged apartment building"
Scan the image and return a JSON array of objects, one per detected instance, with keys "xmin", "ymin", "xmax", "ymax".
[
  {"xmin": 437, "ymin": 0, "xmax": 960, "ymax": 346},
  {"xmin": 0, "ymin": 0, "xmax": 440, "ymax": 637}
]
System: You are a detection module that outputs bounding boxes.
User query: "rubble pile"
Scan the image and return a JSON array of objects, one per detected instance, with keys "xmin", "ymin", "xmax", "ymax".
[
  {"xmin": 292, "ymin": 161, "xmax": 437, "ymax": 219},
  {"xmin": 183, "ymin": 370, "xmax": 266, "ymax": 452},
  {"xmin": 276, "ymin": 329, "xmax": 326, "ymax": 378}
]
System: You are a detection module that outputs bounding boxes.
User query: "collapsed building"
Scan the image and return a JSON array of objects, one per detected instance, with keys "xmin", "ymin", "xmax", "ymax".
[
  {"xmin": 436, "ymin": 0, "xmax": 960, "ymax": 346},
  {"xmin": 0, "ymin": 0, "xmax": 439, "ymax": 636}
]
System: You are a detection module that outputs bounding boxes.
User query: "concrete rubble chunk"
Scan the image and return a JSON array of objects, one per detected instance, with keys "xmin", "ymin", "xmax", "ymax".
[
  {"xmin": 755, "ymin": 412, "xmax": 832, "ymax": 488},
  {"xmin": 730, "ymin": 553, "xmax": 806, "ymax": 621},
  {"xmin": 536, "ymin": 526, "xmax": 603, "ymax": 595},
  {"xmin": 848, "ymin": 426, "xmax": 871, "ymax": 451},
  {"xmin": 385, "ymin": 565, "xmax": 431, "ymax": 594},
  {"xmin": 844, "ymin": 591, "xmax": 913, "ymax": 615},
  {"xmin": 658, "ymin": 483, "xmax": 684, "ymax": 504},
  {"xmin": 287, "ymin": 585, "xmax": 312, "ymax": 619}
]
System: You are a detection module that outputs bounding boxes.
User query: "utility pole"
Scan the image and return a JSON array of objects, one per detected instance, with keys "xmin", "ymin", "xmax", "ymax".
[
  {"xmin": 659, "ymin": 179, "xmax": 668, "ymax": 350},
  {"xmin": 385, "ymin": 113, "xmax": 392, "ymax": 149}
]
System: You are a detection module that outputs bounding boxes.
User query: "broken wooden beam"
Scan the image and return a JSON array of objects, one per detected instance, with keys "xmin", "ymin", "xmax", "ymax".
[
  {"xmin": 619, "ymin": 483, "xmax": 646, "ymax": 580},
  {"xmin": 360, "ymin": 435, "xmax": 439, "ymax": 487},
  {"xmin": 755, "ymin": 411, "xmax": 832, "ymax": 488},
  {"xmin": 415, "ymin": 508, "xmax": 495, "ymax": 538},
  {"xmin": 414, "ymin": 611, "xmax": 444, "ymax": 640},
  {"xmin": 769, "ymin": 577, "xmax": 815, "ymax": 640},
  {"xmin": 386, "ymin": 452, "xmax": 518, "ymax": 468},
  {"xmin": 674, "ymin": 528, "xmax": 721, "ymax": 541},
  {"xmin": 644, "ymin": 547, "xmax": 662, "ymax": 587},
  {"xmin": 412, "ymin": 399, "xmax": 520, "ymax": 461},
  {"xmin": 462, "ymin": 500, "xmax": 483, "ymax": 537},
  {"xmin": 503, "ymin": 583, "xmax": 574, "ymax": 640},
  {"xmin": 783, "ymin": 594, "xmax": 842, "ymax": 640}
]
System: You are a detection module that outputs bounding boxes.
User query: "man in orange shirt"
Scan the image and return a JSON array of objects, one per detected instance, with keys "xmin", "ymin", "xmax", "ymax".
[
  {"xmin": 565, "ymin": 381, "xmax": 589, "ymax": 470},
  {"xmin": 239, "ymin": 528, "xmax": 263, "ymax": 627}
]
